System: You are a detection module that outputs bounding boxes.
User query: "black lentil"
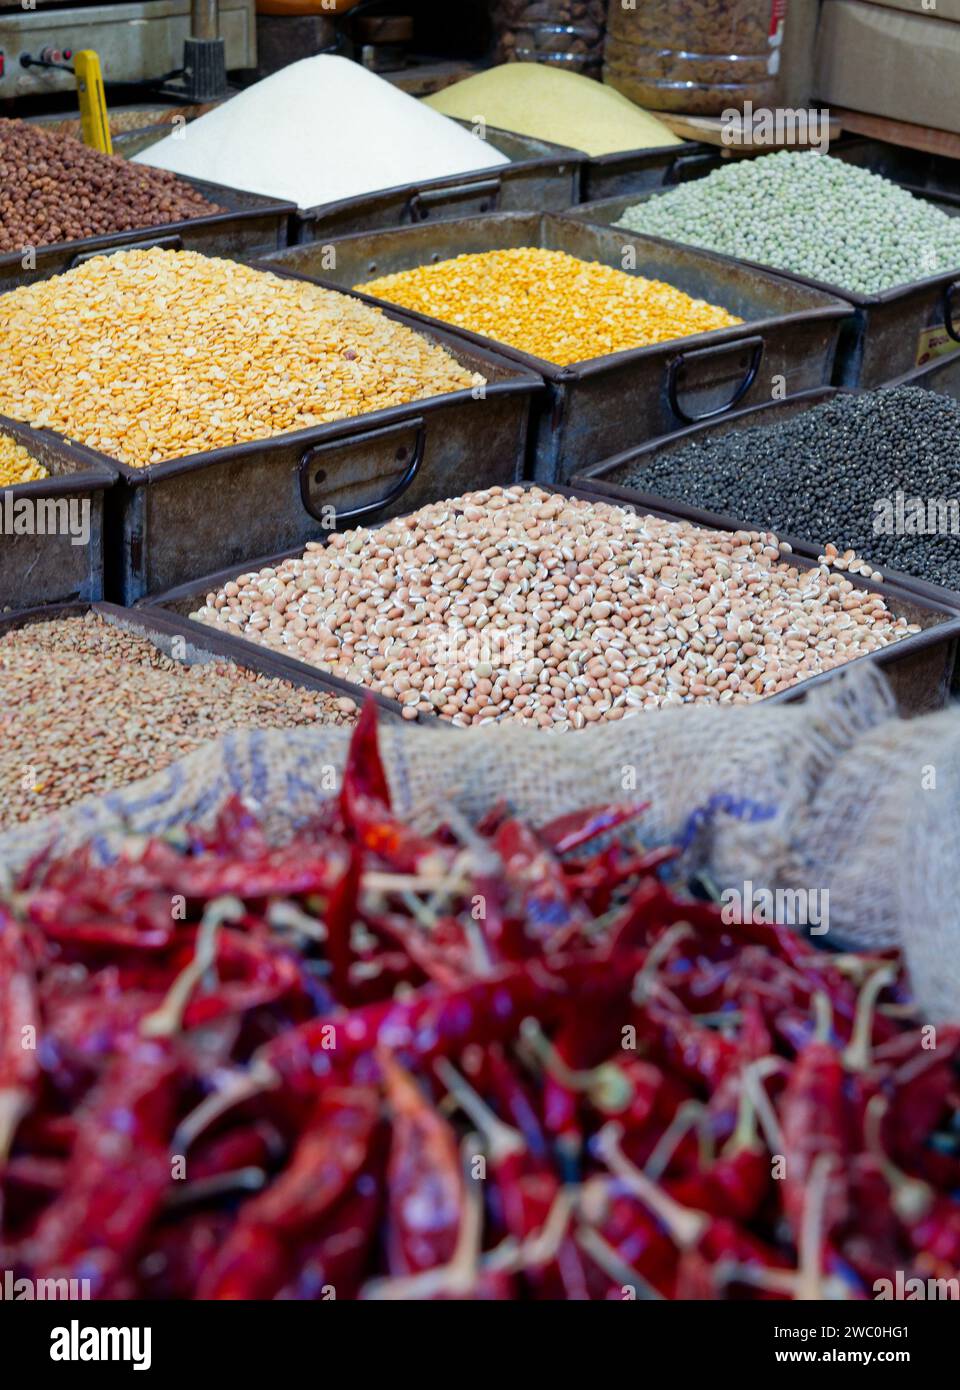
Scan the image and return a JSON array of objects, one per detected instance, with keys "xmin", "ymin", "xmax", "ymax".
[{"xmin": 606, "ymin": 387, "xmax": 960, "ymax": 591}]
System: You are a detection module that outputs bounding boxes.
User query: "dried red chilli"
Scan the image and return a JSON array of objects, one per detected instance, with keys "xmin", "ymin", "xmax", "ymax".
[{"xmin": 0, "ymin": 701, "xmax": 956, "ymax": 1300}]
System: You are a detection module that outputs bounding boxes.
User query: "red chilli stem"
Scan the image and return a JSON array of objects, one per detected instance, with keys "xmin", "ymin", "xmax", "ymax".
[
  {"xmin": 434, "ymin": 1058, "xmax": 526, "ymax": 1164},
  {"xmin": 140, "ymin": 896, "xmax": 245, "ymax": 1038},
  {"xmin": 842, "ymin": 966, "xmax": 898, "ymax": 1072},
  {"xmin": 863, "ymin": 1094, "xmax": 934, "ymax": 1225},
  {"xmin": 595, "ymin": 1121, "xmax": 709, "ymax": 1250}
]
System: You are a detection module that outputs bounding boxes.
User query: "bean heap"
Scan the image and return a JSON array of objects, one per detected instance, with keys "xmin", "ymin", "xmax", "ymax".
[
  {"xmin": 0, "ymin": 613, "xmax": 357, "ymax": 828},
  {"xmin": 0, "ymin": 432, "xmax": 47, "ymax": 486},
  {"xmin": 356, "ymin": 247, "xmax": 741, "ymax": 366},
  {"xmin": 0, "ymin": 118, "xmax": 221, "ymax": 253},
  {"xmin": 190, "ymin": 485, "xmax": 921, "ymax": 728},
  {"xmin": 616, "ymin": 151, "xmax": 960, "ymax": 294},
  {"xmin": 0, "ymin": 249, "xmax": 484, "ymax": 467},
  {"xmin": 608, "ymin": 387, "xmax": 960, "ymax": 590}
]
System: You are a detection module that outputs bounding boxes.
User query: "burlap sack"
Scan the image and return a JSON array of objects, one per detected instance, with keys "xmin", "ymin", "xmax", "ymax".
[{"xmin": 1, "ymin": 663, "xmax": 955, "ymax": 1017}]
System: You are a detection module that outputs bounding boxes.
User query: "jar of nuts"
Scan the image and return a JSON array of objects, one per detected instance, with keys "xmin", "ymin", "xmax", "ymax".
[
  {"xmin": 493, "ymin": 1, "xmax": 608, "ymax": 77},
  {"xmin": 604, "ymin": 0, "xmax": 788, "ymax": 116}
]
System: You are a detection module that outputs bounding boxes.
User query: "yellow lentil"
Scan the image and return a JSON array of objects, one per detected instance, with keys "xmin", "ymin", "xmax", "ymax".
[
  {"xmin": 356, "ymin": 248, "xmax": 741, "ymax": 366},
  {"xmin": 0, "ymin": 248, "xmax": 484, "ymax": 469},
  {"xmin": 0, "ymin": 432, "xmax": 47, "ymax": 485}
]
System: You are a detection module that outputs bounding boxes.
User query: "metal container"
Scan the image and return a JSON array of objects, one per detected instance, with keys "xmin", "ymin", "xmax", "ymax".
[
  {"xmin": 144, "ymin": 480, "xmax": 960, "ymax": 721},
  {"xmin": 0, "ymin": 415, "xmax": 115, "ymax": 615},
  {"xmin": 256, "ymin": 212, "xmax": 850, "ymax": 482},
  {"xmin": 580, "ymin": 141, "xmax": 716, "ymax": 202},
  {"xmin": 887, "ymin": 352, "xmax": 960, "ymax": 398},
  {"xmin": 292, "ymin": 123, "xmax": 582, "ymax": 244},
  {"xmin": 830, "ymin": 136, "xmax": 960, "ymax": 206},
  {"xmin": 0, "ymin": 599, "xmax": 403, "ymax": 733},
  {"xmin": 74, "ymin": 292, "xmax": 541, "ymax": 604},
  {"xmin": 0, "ymin": 175, "xmax": 295, "ymax": 295},
  {"xmin": 566, "ymin": 184, "xmax": 960, "ymax": 389}
]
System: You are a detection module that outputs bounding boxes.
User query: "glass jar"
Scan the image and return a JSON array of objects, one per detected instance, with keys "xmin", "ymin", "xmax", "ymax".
[
  {"xmin": 604, "ymin": 0, "xmax": 787, "ymax": 115},
  {"xmin": 494, "ymin": 2, "xmax": 608, "ymax": 77}
]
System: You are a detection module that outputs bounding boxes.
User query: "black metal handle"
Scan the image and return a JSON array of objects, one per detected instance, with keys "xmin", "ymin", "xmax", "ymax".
[
  {"xmin": 299, "ymin": 417, "xmax": 426, "ymax": 525},
  {"xmin": 666, "ymin": 335, "xmax": 765, "ymax": 425},
  {"xmin": 664, "ymin": 152, "xmax": 720, "ymax": 186},
  {"xmin": 69, "ymin": 232, "xmax": 185, "ymax": 269},
  {"xmin": 406, "ymin": 176, "xmax": 502, "ymax": 222},
  {"xmin": 944, "ymin": 279, "xmax": 960, "ymax": 344}
]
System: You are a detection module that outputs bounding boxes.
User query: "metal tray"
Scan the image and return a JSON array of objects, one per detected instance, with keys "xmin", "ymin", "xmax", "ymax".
[
  {"xmin": 292, "ymin": 123, "xmax": 583, "ymax": 244},
  {"xmin": 580, "ymin": 141, "xmax": 718, "ymax": 201},
  {"xmin": 32, "ymin": 269, "xmax": 540, "ymax": 604},
  {"xmin": 255, "ymin": 212, "xmax": 850, "ymax": 484},
  {"xmin": 143, "ymin": 480, "xmax": 960, "ymax": 722},
  {"xmin": 887, "ymin": 352, "xmax": 960, "ymax": 398},
  {"xmin": 0, "ymin": 175, "xmax": 296, "ymax": 294},
  {"xmin": 0, "ymin": 599, "xmax": 404, "ymax": 731},
  {"xmin": 565, "ymin": 182, "xmax": 960, "ymax": 390},
  {"xmin": 0, "ymin": 415, "xmax": 116, "ymax": 615}
]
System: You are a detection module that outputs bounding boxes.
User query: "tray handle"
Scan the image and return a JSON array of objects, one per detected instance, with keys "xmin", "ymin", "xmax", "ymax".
[
  {"xmin": 406, "ymin": 176, "xmax": 502, "ymax": 223},
  {"xmin": 666, "ymin": 335, "xmax": 764, "ymax": 425},
  {"xmin": 943, "ymin": 279, "xmax": 960, "ymax": 344},
  {"xmin": 299, "ymin": 416, "xmax": 426, "ymax": 526},
  {"xmin": 69, "ymin": 233, "xmax": 185, "ymax": 269},
  {"xmin": 664, "ymin": 151, "xmax": 720, "ymax": 185}
]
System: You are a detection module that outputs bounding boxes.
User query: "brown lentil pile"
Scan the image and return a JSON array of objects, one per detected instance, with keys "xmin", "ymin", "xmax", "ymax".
[
  {"xmin": 0, "ymin": 432, "xmax": 47, "ymax": 485},
  {"xmin": 190, "ymin": 485, "xmax": 922, "ymax": 729},
  {"xmin": 0, "ymin": 249, "xmax": 484, "ymax": 467},
  {"xmin": 356, "ymin": 247, "xmax": 741, "ymax": 366},
  {"xmin": 0, "ymin": 118, "xmax": 222, "ymax": 253},
  {"xmin": 0, "ymin": 613, "xmax": 358, "ymax": 828}
]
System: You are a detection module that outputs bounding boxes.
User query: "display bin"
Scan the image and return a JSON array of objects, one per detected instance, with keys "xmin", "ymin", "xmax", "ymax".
[
  {"xmin": 887, "ymin": 352, "xmax": 960, "ymax": 398},
  {"xmin": 576, "ymin": 381, "xmax": 960, "ymax": 642},
  {"xmin": 580, "ymin": 141, "xmax": 716, "ymax": 201},
  {"xmin": 0, "ymin": 599, "xmax": 405, "ymax": 729},
  {"xmin": 144, "ymin": 481, "xmax": 960, "ymax": 723},
  {"xmin": 0, "ymin": 415, "xmax": 115, "ymax": 615},
  {"xmin": 0, "ymin": 176, "xmax": 296, "ymax": 294},
  {"xmin": 254, "ymin": 212, "xmax": 850, "ymax": 483},
  {"xmin": 291, "ymin": 124, "xmax": 583, "ymax": 244},
  {"xmin": 59, "ymin": 294, "xmax": 540, "ymax": 605},
  {"xmin": 565, "ymin": 184, "xmax": 960, "ymax": 389}
]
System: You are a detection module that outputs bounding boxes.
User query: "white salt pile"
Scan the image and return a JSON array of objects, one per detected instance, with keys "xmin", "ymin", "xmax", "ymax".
[{"xmin": 134, "ymin": 56, "xmax": 509, "ymax": 210}]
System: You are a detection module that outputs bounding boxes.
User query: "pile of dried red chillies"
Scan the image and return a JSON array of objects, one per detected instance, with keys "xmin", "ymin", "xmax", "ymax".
[{"xmin": 1, "ymin": 701, "xmax": 958, "ymax": 1300}]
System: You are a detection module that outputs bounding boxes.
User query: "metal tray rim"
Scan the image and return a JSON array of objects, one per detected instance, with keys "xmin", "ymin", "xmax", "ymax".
[{"xmin": 142, "ymin": 480, "xmax": 960, "ymax": 724}]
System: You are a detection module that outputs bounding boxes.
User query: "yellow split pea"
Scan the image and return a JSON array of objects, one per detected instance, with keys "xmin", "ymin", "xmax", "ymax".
[
  {"xmin": 0, "ymin": 248, "xmax": 484, "ymax": 469},
  {"xmin": 0, "ymin": 433, "xmax": 47, "ymax": 485},
  {"xmin": 357, "ymin": 247, "xmax": 742, "ymax": 366}
]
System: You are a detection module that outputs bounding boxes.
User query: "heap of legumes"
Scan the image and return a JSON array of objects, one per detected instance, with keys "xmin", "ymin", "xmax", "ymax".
[
  {"xmin": 0, "ymin": 612, "xmax": 357, "ymax": 828},
  {"xmin": 356, "ymin": 248, "xmax": 740, "ymax": 365},
  {"xmin": 190, "ymin": 485, "xmax": 920, "ymax": 728},
  {"xmin": 134, "ymin": 55, "xmax": 508, "ymax": 209},
  {"xmin": 0, "ymin": 118, "xmax": 221, "ymax": 253},
  {"xmin": 606, "ymin": 387, "xmax": 960, "ymax": 590},
  {"xmin": 0, "ymin": 432, "xmax": 47, "ymax": 486},
  {"xmin": 0, "ymin": 248, "xmax": 483, "ymax": 468},
  {"xmin": 423, "ymin": 63, "xmax": 681, "ymax": 156},
  {"xmin": 615, "ymin": 151, "xmax": 960, "ymax": 294}
]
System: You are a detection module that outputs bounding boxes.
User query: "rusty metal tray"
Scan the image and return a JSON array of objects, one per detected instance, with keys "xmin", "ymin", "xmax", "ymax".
[
  {"xmin": 0, "ymin": 174, "xmax": 296, "ymax": 294},
  {"xmin": 291, "ymin": 122, "xmax": 582, "ymax": 244},
  {"xmin": 580, "ymin": 140, "xmax": 716, "ymax": 201},
  {"xmin": 0, "ymin": 415, "xmax": 116, "ymax": 615},
  {"xmin": 887, "ymin": 352, "xmax": 960, "ymax": 397},
  {"xmin": 573, "ymin": 385, "xmax": 960, "ymax": 620},
  {"xmin": 0, "ymin": 599, "xmax": 404, "ymax": 731},
  {"xmin": 565, "ymin": 181, "xmax": 960, "ymax": 390},
  {"xmin": 255, "ymin": 211, "xmax": 850, "ymax": 484},
  {"xmin": 143, "ymin": 480, "xmax": 960, "ymax": 723}
]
